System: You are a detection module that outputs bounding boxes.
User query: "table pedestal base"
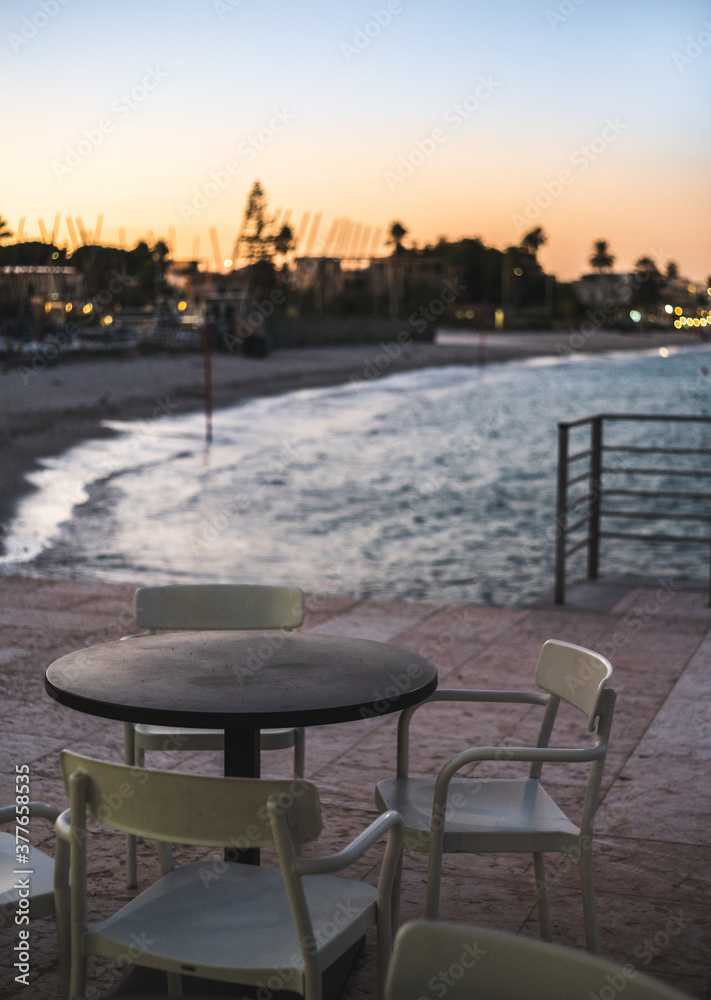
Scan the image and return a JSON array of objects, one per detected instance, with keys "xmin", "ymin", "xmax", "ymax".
[{"xmin": 224, "ymin": 726, "xmax": 260, "ymax": 865}]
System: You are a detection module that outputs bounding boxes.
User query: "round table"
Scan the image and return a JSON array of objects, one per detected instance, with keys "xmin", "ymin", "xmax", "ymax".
[{"xmin": 45, "ymin": 630, "xmax": 438, "ymax": 778}]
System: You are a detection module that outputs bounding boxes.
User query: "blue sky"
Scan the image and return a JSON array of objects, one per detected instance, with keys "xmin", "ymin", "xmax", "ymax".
[{"xmin": 2, "ymin": 0, "xmax": 709, "ymax": 279}]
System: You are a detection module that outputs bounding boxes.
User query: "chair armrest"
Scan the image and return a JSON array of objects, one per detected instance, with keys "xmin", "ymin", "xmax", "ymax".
[
  {"xmin": 396, "ymin": 689, "xmax": 549, "ymax": 776},
  {"xmin": 54, "ymin": 808, "xmax": 72, "ymax": 843},
  {"xmin": 0, "ymin": 801, "xmax": 61, "ymax": 825},
  {"xmin": 293, "ymin": 809, "xmax": 403, "ymax": 966},
  {"xmin": 432, "ymin": 742, "xmax": 608, "ymax": 816},
  {"xmin": 292, "ymin": 810, "xmax": 403, "ymax": 877}
]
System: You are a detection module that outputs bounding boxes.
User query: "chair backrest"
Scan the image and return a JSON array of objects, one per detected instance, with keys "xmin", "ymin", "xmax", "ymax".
[
  {"xmin": 386, "ymin": 921, "xmax": 691, "ymax": 1000},
  {"xmin": 60, "ymin": 750, "xmax": 321, "ymax": 847},
  {"xmin": 534, "ymin": 638, "xmax": 612, "ymax": 730},
  {"xmin": 133, "ymin": 584, "xmax": 304, "ymax": 631}
]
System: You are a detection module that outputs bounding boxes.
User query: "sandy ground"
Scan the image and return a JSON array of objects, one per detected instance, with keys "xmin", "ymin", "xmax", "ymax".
[{"xmin": 0, "ymin": 329, "xmax": 704, "ymax": 536}]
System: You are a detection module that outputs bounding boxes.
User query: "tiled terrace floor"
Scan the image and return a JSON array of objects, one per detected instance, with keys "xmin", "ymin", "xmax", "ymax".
[{"xmin": 0, "ymin": 574, "xmax": 709, "ymax": 999}]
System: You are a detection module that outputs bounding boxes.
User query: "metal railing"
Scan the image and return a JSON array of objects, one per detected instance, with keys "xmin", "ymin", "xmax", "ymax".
[{"xmin": 554, "ymin": 414, "xmax": 711, "ymax": 604}]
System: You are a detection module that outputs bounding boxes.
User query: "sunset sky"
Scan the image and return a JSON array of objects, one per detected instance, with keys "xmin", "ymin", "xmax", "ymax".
[{"xmin": 2, "ymin": 0, "xmax": 709, "ymax": 281}]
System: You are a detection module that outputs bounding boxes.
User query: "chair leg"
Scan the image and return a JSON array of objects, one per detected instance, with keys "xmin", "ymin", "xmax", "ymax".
[
  {"xmin": 166, "ymin": 971, "xmax": 183, "ymax": 996},
  {"xmin": 303, "ymin": 960, "xmax": 322, "ymax": 1000},
  {"xmin": 391, "ymin": 852, "xmax": 403, "ymax": 931},
  {"xmin": 376, "ymin": 897, "xmax": 394, "ymax": 1000},
  {"xmin": 156, "ymin": 839, "xmax": 174, "ymax": 875},
  {"xmin": 69, "ymin": 943, "xmax": 86, "ymax": 1000},
  {"xmin": 533, "ymin": 852, "xmax": 552, "ymax": 941},
  {"xmin": 124, "ymin": 723, "xmax": 138, "ymax": 890},
  {"xmin": 294, "ymin": 727, "xmax": 306, "ymax": 778},
  {"xmin": 579, "ymin": 841, "xmax": 600, "ymax": 952},
  {"xmin": 54, "ymin": 835, "xmax": 71, "ymax": 998},
  {"xmin": 424, "ymin": 843, "xmax": 443, "ymax": 920}
]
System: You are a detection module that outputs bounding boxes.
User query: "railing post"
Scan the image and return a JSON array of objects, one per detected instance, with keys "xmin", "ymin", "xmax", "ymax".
[
  {"xmin": 588, "ymin": 416, "xmax": 603, "ymax": 581},
  {"xmin": 554, "ymin": 422, "xmax": 569, "ymax": 604}
]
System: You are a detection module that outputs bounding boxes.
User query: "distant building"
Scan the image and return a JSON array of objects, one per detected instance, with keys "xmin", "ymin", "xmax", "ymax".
[
  {"xmin": 0, "ymin": 265, "xmax": 85, "ymax": 328},
  {"xmin": 572, "ymin": 272, "xmax": 635, "ymax": 310}
]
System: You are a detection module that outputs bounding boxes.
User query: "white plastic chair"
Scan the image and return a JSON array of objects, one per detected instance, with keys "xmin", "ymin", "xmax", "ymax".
[
  {"xmin": 123, "ymin": 583, "xmax": 305, "ymax": 888},
  {"xmin": 385, "ymin": 921, "xmax": 692, "ymax": 1000},
  {"xmin": 57, "ymin": 750, "xmax": 403, "ymax": 1000},
  {"xmin": 1, "ymin": 801, "xmax": 70, "ymax": 996},
  {"xmin": 375, "ymin": 639, "xmax": 616, "ymax": 951}
]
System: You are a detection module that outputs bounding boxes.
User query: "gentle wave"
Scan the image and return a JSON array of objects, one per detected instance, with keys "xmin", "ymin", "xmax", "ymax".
[{"xmin": 3, "ymin": 347, "xmax": 711, "ymax": 605}]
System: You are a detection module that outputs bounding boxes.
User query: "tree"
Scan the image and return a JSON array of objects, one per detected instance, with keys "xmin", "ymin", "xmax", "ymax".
[
  {"xmin": 632, "ymin": 256, "xmax": 663, "ymax": 309},
  {"xmin": 440, "ymin": 237, "xmax": 502, "ymax": 303},
  {"xmin": 665, "ymin": 260, "xmax": 679, "ymax": 282},
  {"xmin": 519, "ymin": 226, "xmax": 547, "ymax": 258},
  {"xmin": 589, "ymin": 239, "xmax": 615, "ymax": 273},
  {"xmin": 238, "ymin": 181, "xmax": 272, "ymax": 264},
  {"xmin": 273, "ymin": 224, "xmax": 294, "ymax": 260},
  {"xmin": 387, "ymin": 221, "xmax": 408, "ymax": 255},
  {"xmin": 0, "ymin": 216, "xmax": 12, "ymax": 242}
]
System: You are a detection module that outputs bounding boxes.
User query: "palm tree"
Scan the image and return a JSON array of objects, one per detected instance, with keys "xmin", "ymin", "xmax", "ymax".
[
  {"xmin": 519, "ymin": 226, "xmax": 547, "ymax": 257},
  {"xmin": 0, "ymin": 215, "xmax": 13, "ymax": 242},
  {"xmin": 387, "ymin": 220, "xmax": 408, "ymax": 255},
  {"xmin": 589, "ymin": 239, "xmax": 615, "ymax": 273}
]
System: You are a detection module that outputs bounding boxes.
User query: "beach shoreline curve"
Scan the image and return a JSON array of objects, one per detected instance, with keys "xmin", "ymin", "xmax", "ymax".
[{"xmin": 0, "ymin": 329, "xmax": 705, "ymax": 536}]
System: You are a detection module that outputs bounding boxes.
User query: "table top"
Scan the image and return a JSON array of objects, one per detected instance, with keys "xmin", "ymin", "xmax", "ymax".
[{"xmin": 45, "ymin": 630, "xmax": 438, "ymax": 729}]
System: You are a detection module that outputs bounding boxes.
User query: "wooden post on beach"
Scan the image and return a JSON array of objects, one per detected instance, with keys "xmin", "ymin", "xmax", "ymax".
[
  {"xmin": 477, "ymin": 332, "xmax": 487, "ymax": 364},
  {"xmin": 203, "ymin": 322, "xmax": 213, "ymax": 444}
]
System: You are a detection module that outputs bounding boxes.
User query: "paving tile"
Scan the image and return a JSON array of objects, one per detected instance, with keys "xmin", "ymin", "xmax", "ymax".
[
  {"xmin": 611, "ymin": 586, "xmax": 711, "ymax": 621},
  {"xmin": 306, "ymin": 598, "xmax": 441, "ymax": 641},
  {"xmin": 0, "ymin": 574, "xmax": 710, "ymax": 997},
  {"xmin": 302, "ymin": 593, "xmax": 364, "ymax": 628},
  {"xmin": 0, "ymin": 733, "xmax": 67, "ymax": 775},
  {"xmin": 599, "ymin": 757, "xmax": 711, "ymax": 845}
]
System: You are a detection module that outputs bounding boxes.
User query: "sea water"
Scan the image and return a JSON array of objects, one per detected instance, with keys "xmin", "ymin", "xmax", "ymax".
[{"xmin": 2, "ymin": 345, "xmax": 711, "ymax": 606}]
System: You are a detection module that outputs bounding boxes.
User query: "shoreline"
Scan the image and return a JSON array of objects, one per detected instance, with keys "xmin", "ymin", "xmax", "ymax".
[{"xmin": 0, "ymin": 329, "xmax": 705, "ymax": 538}]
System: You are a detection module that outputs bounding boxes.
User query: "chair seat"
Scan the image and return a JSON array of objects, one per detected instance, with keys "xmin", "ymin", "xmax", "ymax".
[
  {"xmin": 133, "ymin": 724, "xmax": 298, "ymax": 752},
  {"xmin": 376, "ymin": 777, "xmax": 580, "ymax": 854},
  {"xmin": 0, "ymin": 831, "xmax": 57, "ymax": 919},
  {"xmin": 86, "ymin": 860, "xmax": 378, "ymax": 986}
]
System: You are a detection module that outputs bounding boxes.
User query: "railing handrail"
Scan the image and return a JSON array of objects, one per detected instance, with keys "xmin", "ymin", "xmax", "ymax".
[
  {"xmin": 554, "ymin": 414, "xmax": 711, "ymax": 604},
  {"xmin": 559, "ymin": 413, "xmax": 711, "ymax": 429}
]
